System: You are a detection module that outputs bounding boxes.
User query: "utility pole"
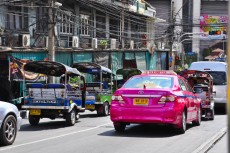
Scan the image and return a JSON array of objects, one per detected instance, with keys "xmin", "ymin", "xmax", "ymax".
[
  {"xmin": 121, "ymin": 1, "xmax": 125, "ymax": 49},
  {"xmin": 48, "ymin": 0, "xmax": 55, "ymax": 62},
  {"xmin": 167, "ymin": 1, "xmax": 175, "ymax": 70},
  {"xmin": 48, "ymin": 0, "xmax": 55, "ymax": 83},
  {"xmin": 227, "ymin": 2, "xmax": 230, "ymax": 153}
]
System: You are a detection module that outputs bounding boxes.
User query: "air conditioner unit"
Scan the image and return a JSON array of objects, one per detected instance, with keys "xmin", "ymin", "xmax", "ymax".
[
  {"xmin": 0, "ymin": 37, "xmax": 2, "ymax": 46},
  {"xmin": 110, "ymin": 39, "xmax": 116, "ymax": 49},
  {"xmin": 68, "ymin": 36, "xmax": 79, "ymax": 48},
  {"xmin": 19, "ymin": 34, "xmax": 30, "ymax": 47},
  {"xmin": 130, "ymin": 40, "xmax": 134, "ymax": 49},
  {"xmin": 152, "ymin": 10, "xmax": 156, "ymax": 18},
  {"xmin": 92, "ymin": 38, "xmax": 98, "ymax": 49}
]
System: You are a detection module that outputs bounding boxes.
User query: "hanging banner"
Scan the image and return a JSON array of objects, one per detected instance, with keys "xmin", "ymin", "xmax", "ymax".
[
  {"xmin": 200, "ymin": 15, "xmax": 228, "ymax": 40},
  {"xmin": 9, "ymin": 56, "xmax": 41, "ymax": 81}
]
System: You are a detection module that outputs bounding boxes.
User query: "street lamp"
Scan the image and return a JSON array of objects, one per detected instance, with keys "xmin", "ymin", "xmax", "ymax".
[
  {"xmin": 177, "ymin": 32, "xmax": 204, "ymax": 66},
  {"xmin": 178, "ymin": 32, "xmax": 204, "ymax": 43}
]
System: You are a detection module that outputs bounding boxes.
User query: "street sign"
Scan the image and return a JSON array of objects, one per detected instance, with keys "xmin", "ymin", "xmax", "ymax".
[
  {"xmin": 169, "ymin": 57, "xmax": 173, "ymax": 63},
  {"xmin": 215, "ymin": 58, "xmax": 225, "ymax": 61},
  {"xmin": 187, "ymin": 52, "xmax": 195, "ymax": 55}
]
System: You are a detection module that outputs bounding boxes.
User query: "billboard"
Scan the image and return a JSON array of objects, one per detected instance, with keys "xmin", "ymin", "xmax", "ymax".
[
  {"xmin": 200, "ymin": 15, "xmax": 228, "ymax": 40},
  {"xmin": 9, "ymin": 56, "xmax": 43, "ymax": 81}
]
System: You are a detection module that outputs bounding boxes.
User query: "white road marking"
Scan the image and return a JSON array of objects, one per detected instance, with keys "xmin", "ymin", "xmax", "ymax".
[
  {"xmin": 191, "ymin": 127, "xmax": 227, "ymax": 153},
  {"xmin": 0, "ymin": 123, "xmax": 111, "ymax": 151}
]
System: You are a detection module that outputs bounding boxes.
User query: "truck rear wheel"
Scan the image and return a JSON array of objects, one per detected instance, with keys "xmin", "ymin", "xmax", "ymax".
[
  {"xmin": 66, "ymin": 109, "xmax": 76, "ymax": 126},
  {"xmin": 29, "ymin": 115, "xmax": 40, "ymax": 126}
]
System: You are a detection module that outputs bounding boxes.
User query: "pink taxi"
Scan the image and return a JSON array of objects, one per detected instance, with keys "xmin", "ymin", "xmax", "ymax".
[{"xmin": 110, "ymin": 70, "xmax": 201, "ymax": 134}]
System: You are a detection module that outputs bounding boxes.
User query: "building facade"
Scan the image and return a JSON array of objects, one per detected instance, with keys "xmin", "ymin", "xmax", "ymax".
[
  {"xmin": 0, "ymin": 0, "xmax": 169, "ymax": 103},
  {"xmin": 147, "ymin": 0, "xmax": 228, "ymax": 61}
]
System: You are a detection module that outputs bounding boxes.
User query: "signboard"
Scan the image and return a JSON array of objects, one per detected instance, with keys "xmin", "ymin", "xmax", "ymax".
[
  {"xmin": 215, "ymin": 58, "xmax": 225, "ymax": 61},
  {"xmin": 187, "ymin": 52, "xmax": 196, "ymax": 55},
  {"xmin": 9, "ymin": 56, "xmax": 43, "ymax": 81},
  {"xmin": 200, "ymin": 15, "xmax": 228, "ymax": 40}
]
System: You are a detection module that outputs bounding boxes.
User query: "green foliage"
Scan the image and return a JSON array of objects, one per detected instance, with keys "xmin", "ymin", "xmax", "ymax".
[
  {"xmin": 99, "ymin": 40, "xmax": 108, "ymax": 46},
  {"xmin": 69, "ymin": 76, "xmax": 80, "ymax": 84},
  {"xmin": 184, "ymin": 54, "xmax": 197, "ymax": 65}
]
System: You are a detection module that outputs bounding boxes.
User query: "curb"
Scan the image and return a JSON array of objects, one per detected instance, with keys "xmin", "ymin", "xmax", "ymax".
[{"xmin": 192, "ymin": 127, "xmax": 227, "ymax": 153}]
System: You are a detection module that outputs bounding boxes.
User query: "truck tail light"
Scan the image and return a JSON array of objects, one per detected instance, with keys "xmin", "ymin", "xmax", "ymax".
[{"xmin": 24, "ymin": 99, "xmax": 29, "ymax": 104}]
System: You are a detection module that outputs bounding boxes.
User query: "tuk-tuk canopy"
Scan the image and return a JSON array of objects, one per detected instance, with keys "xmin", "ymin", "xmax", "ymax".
[
  {"xmin": 179, "ymin": 70, "xmax": 213, "ymax": 80},
  {"xmin": 72, "ymin": 62, "xmax": 114, "ymax": 77},
  {"xmin": 24, "ymin": 61, "xmax": 83, "ymax": 77}
]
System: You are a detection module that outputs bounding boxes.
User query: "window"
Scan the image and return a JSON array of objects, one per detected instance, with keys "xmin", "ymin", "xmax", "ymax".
[
  {"xmin": 184, "ymin": 80, "xmax": 193, "ymax": 92},
  {"xmin": 36, "ymin": 7, "xmax": 48, "ymax": 33},
  {"xmin": 80, "ymin": 14, "xmax": 90, "ymax": 36},
  {"xmin": 179, "ymin": 79, "xmax": 187, "ymax": 91},
  {"xmin": 207, "ymin": 71, "xmax": 226, "ymax": 85},
  {"xmin": 6, "ymin": 6, "xmax": 28, "ymax": 30},
  {"xmin": 59, "ymin": 12, "xmax": 74, "ymax": 35}
]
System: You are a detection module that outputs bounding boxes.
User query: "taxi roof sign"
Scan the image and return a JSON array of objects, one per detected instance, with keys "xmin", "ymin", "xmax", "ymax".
[{"xmin": 142, "ymin": 70, "xmax": 177, "ymax": 75}]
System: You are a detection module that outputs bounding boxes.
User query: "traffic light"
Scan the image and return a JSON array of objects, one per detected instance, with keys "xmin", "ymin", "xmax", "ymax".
[{"xmin": 175, "ymin": 56, "xmax": 181, "ymax": 65}]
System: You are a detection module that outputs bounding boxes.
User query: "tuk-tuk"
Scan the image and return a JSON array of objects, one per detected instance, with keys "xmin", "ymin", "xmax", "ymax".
[
  {"xmin": 116, "ymin": 68, "xmax": 142, "ymax": 88},
  {"xmin": 180, "ymin": 70, "xmax": 215, "ymax": 120},
  {"xmin": 22, "ymin": 61, "xmax": 86, "ymax": 126},
  {"xmin": 72, "ymin": 62, "xmax": 114, "ymax": 116}
]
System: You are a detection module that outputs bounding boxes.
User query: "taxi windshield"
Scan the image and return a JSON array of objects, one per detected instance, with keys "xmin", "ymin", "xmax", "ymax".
[{"xmin": 123, "ymin": 76, "xmax": 174, "ymax": 89}]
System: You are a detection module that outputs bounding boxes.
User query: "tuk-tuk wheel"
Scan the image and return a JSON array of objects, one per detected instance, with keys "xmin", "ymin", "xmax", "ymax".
[
  {"xmin": 66, "ymin": 109, "xmax": 76, "ymax": 126},
  {"xmin": 76, "ymin": 113, "xmax": 80, "ymax": 121},
  {"xmin": 102, "ymin": 102, "xmax": 109, "ymax": 116},
  {"xmin": 29, "ymin": 115, "xmax": 40, "ymax": 126},
  {"xmin": 209, "ymin": 109, "xmax": 215, "ymax": 120}
]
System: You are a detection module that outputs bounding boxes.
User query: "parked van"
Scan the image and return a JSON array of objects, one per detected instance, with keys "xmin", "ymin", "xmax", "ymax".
[{"xmin": 189, "ymin": 61, "xmax": 227, "ymax": 108}]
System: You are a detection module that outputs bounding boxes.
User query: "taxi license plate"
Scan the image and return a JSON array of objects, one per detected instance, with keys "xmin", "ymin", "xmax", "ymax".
[
  {"xmin": 86, "ymin": 105, "xmax": 95, "ymax": 110},
  {"xmin": 133, "ymin": 98, "xmax": 149, "ymax": 105},
  {"xmin": 30, "ymin": 109, "xmax": 41, "ymax": 115}
]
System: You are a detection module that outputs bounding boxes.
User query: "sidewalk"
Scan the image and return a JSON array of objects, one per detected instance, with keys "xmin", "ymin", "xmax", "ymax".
[{"xmin": 208, "ymin": 133, "xmax": 228, "ymax": 153}]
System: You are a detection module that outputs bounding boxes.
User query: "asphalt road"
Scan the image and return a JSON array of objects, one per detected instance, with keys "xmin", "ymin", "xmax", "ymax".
[{"xmin": 0, "ymin": 110, "xmax": 227, "ymax": 153}]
